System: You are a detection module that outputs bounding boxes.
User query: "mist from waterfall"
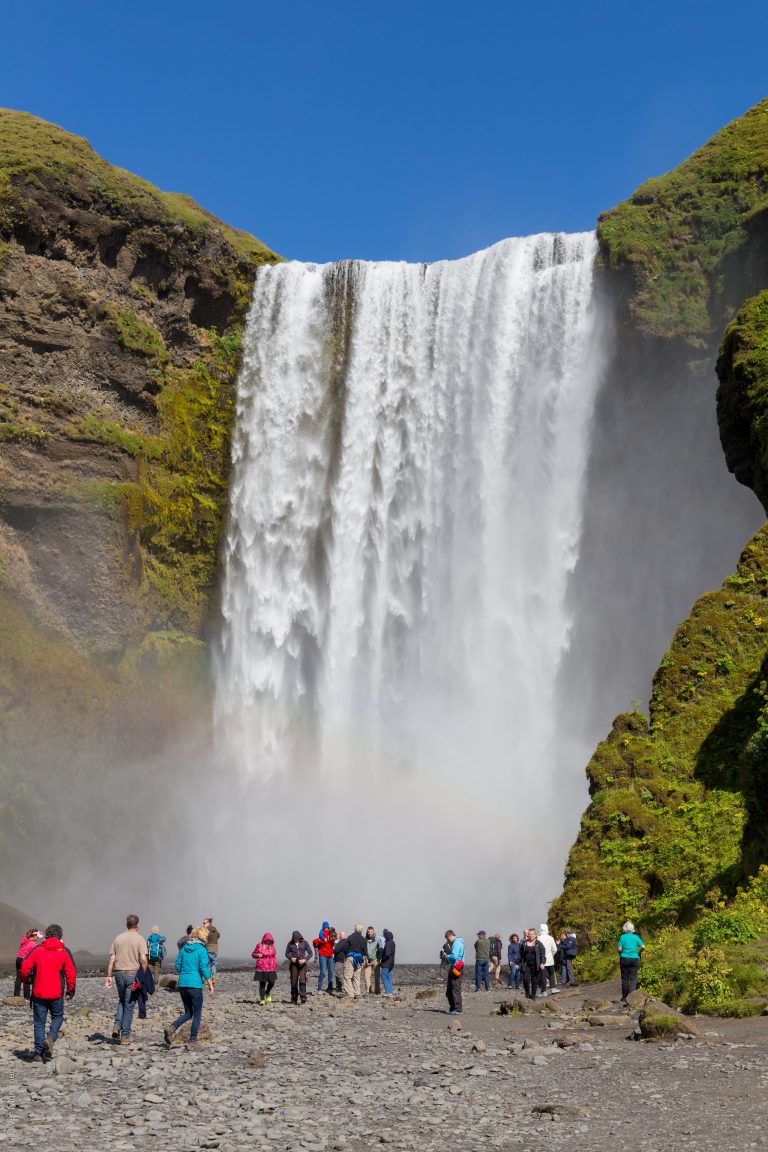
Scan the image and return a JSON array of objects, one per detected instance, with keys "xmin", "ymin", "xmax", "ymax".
[{"xmin": 213, "ymin": 234, "xmax": 605, "ymax": 949}]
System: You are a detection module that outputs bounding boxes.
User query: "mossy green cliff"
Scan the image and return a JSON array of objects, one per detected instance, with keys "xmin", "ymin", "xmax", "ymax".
[
  {"xmin": 554, "ymin": 99, "xmax": 768, "ymax": 1014},
  {"xmin": 0, "ymin": 109, "xmax": 280, "ymax": 867}
]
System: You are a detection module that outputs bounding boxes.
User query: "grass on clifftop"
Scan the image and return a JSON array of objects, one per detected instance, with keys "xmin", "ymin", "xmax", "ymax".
[
  {"xmin": 0, "ymin": 108, "xmax": 276, "ymax": 263},
  {"xmin": 598, "ymin": 97, "xmax": 768, "ymax": 343},
  {"xmin": 550, "ymin": 525, "xmax": 768, "ymax": 1013}
]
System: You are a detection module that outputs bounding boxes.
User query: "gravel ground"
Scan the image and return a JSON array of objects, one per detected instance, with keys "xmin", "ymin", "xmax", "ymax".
[{"xmin": 2, "ymin": 967, "xmax": 767, "ymax": 1150}]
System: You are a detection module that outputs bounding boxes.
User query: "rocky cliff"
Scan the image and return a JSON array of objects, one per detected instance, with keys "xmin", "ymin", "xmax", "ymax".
[
  {"xmin": 0, "ymin": 110, "xmax": 278, "ymax": 874},
  {"xmin": 552, "ymin": 98, "xmax": 768, "ymax": 1014}
]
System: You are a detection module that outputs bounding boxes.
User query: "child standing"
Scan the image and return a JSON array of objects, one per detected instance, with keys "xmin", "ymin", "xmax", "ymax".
[{"xmin": 252, "ymin": 933, "xmax": 278, "ymax": 1004}]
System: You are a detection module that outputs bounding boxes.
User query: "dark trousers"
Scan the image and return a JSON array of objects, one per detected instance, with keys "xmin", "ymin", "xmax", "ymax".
[
  {"xmin": 540, "ymin": 963, "xmax": 556, "ymax": 990},
  {"xmin": 172, "ymin": 987, "xmax": 204, "ymax": 1041},
  {"xmin": 289, "ymin": 962, "xmax": 307, "ymax": 1002},
  {"xmin": 620, "ymin": 958, "xmax": 640, "ymax": 1000},
  {"xmin": 446, "ymin": 970, "xmax": 463, "ymax": 1012},
  {"xmin": 32, "ymin": 996, "xmax": 64, "ymax": 1055},
  {"xmin": 14, "ymin": 957, "xmax": 31, "ymax": 1000},
  {"xmin": 522, "ymin": 965, "xmax": 540, "ymax": 998},
  {"xmin": 131, "ymin": 988, "xmax": 148, "ymax": 1018},
  {"xmin": 475, "ymin": 960, "xmax": 490, "ymax": 990},
  {"xmin": 258, "ymin": 972, "xmax": 276, "ymax": 999}
]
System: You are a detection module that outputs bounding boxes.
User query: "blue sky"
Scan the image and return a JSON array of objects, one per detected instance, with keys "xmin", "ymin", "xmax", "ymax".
[{"xmin": 4, "ymin": 1, "xmax": 768, "ymax": 263}]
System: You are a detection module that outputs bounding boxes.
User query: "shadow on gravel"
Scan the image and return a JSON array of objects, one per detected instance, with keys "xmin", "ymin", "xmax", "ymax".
[{"xmin": 87, "ymin": 1031, "xmax": 116, "ymax": 1044}]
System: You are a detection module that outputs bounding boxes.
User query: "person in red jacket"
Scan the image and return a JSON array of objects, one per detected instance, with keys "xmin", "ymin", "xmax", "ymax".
[{"xmin": 20, "ymin": 924, "xmax": 77, "ymax": 1062}]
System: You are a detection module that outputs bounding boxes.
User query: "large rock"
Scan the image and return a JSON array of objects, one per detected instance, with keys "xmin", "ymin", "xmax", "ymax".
[{"xmin": 638, "ymin": 1000, "xmax": 698, "ymax": 1040}]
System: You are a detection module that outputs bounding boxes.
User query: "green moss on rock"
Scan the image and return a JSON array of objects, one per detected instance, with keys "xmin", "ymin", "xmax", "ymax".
[
  {"xmin": 599, "ymin": 98, "xmax": 768, "ymax": 343},
  {"xmin": 717, "ymin": 289, "xmax": 768, "ymax": 511}
]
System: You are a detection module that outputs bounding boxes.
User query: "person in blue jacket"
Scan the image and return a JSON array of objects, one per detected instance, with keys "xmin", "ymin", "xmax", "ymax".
[
  {"xmin": 163, "ymin": 928, "xmax": 213, "ymax": 1046},
  {"xmin": 442, "ymin": 930, "xmax": 465, "ymax": 1015},
  {"xmin": 617, "ymin": 921, "xmax": 645, "ymax": 1004},
  {"xmin": 507, "ymin": 933, "xmax": 522, "ymax": 989}
]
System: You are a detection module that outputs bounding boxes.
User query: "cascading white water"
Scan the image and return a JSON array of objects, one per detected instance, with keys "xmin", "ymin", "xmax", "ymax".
[{"xmin": 217, "ymin": 233, "xmax": 603, "ymax": 851}]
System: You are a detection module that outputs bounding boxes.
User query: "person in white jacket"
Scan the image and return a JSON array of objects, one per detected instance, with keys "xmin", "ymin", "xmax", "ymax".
[{"xmin": 537, "ymin": 923, "xmax": 559, "ymax": 994}]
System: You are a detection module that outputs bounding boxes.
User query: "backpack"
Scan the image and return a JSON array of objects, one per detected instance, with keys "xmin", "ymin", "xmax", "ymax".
[{"xmin": 148, "ymin": 934, "xmax": 165, "ymax": 961}]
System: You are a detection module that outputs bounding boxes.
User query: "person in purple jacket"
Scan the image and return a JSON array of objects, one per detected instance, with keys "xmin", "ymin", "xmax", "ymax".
[{"xmin": 507, "ymin": 933, "xmax": 522, "ymax": 989}]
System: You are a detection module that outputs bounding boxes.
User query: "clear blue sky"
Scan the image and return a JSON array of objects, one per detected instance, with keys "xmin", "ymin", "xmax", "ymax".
[{"xmin": 4, "ymin": 1, "xmax": 767, "ymax": 263}]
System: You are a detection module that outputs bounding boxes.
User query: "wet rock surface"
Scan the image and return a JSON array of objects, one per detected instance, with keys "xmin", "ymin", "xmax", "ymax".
[{"xmin": 1, "ymin": 969, "xmax": 767, "ymax": 1150}]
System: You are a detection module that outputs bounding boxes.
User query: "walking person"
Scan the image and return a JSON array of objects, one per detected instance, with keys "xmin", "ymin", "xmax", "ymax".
[
  {"xmin": 146, "ymin": 926, "xmax": 167, "ymax": 983},
  {"xmin": 313, "ymin": 922, "xmax": 335, "ymax": 994},
  {"xmin": 342, "ymin": 924, "xmax": 368, "ymax": 999},
  {"xmin": 19, "ymin": 924, "xmax": 76, "ymax": 1062},
  {"xmin": 105, "ymin": 914, "xmax": 148, "ymax": 1044},
  {"xmin": 201, "ymin": 917, "xmax": 220, "ymax": 984},
  {"xmin": 474, "ymin": 930, "xmax": 491, "ymax": 990},
  {"xmin": 519, "ymin": 928, "xmax": 546, "ymax": 1000},
  {"xmin": 380, "ymin": 929, "xmax": 396, "ymax": 995},
  {"xmin": 252, "ymin": 932, "xmax": 278, "ymax": 1004},
  {"xmin": 164, "ymin": 929, "xmax": 213, "ymax": 1046},
  {"xmin": 489, "ymin": 933, "xmax": 503, "ymax": 984},
  {"xmin": 442, "ymin": 930, "xmax": 465, "ymax": 1015},
  {"xmin": 537, "ymin": 923, "xmax": 559, "ymax": 993},
  {"xmin": 618, "ymin": 921, "xmax": 645, "ymax": 1004},
  {"xmin": 14, "ymin": 929, "xmax": 41, "ymax": 1000},
  {"xmin": 364, "ymin": 926, "xmax": 381, "ymax": 994},
  {"xmin": 285, "ymin": 931, "xmax": 313, "ymax": 1004},
  {"xmin": 507, "ymin": 933, "xmax": 522, "ymax": 990}
]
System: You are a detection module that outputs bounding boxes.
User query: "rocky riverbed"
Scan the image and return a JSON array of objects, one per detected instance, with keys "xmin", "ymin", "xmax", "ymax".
[{"xmin": 2, "ymin": 968, "xmax": 767, "ymax": 1150}]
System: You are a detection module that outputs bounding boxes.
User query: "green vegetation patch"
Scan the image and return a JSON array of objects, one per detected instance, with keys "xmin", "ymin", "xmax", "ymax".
[
  {"xmin": 599, "ymin": 98, "xmax": 768, "ymax": 342},
  {"xmin": 717, "ymin": 289, "xmax": 768, "ymax": 513},
  {"xmin": 102, "ymin": 304, "xmax": 169, "ymax": 363}
]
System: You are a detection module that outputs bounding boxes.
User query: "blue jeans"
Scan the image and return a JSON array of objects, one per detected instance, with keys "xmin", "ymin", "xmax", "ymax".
[
  {"xmin": 207, "ymin": 952, "xmax": 218, "ymax": 977},
  {"xmin": 381, "ymin": 967, "xmax": 394, "ymax": 995},
  {"xmin": 318, "ymin": 954, "xmax": 334, "ymax": 991},
  {"xmin": 114, "ymin": 971, "xmax": 137, "ymax": 1036},
  {"xmin": 173, "ymin": 987, "xmax": 204, "ymax": 1041},
  {"xmin": 475, "ymin": 960, "xmax": 490, "ymax": 990},
  {"xmin": 32, "ymin": 997, "xmax": 64, "ymax": 1055},
  {"xmin": 508, "ymin": 962, "xmax": 521, "ymax": 989}
]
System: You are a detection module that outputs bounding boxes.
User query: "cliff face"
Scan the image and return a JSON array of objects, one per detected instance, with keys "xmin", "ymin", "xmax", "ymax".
[
  {"xmin": 0, "ymin": 111, "xmax": 279, "ymax": 876},
  {"xmin": 553, "ymin": 99, "xmax": 768, "ymax": 1014}
]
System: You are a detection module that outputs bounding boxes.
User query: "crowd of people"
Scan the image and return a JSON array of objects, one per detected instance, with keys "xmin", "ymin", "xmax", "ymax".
[{"xmin": 11, "ymin": 914, "xmax": 646, "ymax": 1059}]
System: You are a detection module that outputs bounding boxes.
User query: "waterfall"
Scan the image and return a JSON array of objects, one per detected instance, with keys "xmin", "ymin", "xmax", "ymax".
[{"xmin": 217, "ymin": 233, "xmax": 603, "ymax": 845}]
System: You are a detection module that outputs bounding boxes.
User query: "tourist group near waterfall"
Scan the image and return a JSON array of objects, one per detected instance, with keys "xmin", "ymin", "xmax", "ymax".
[{"xmin": 13, "ymin": 915, "xmax": 646, "ymax": 1060}]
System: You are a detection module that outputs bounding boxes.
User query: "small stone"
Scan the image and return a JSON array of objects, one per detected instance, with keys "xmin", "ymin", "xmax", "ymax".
[
  {"xmin": 143, "ymin": 1093, "xmax": 164, "ymax": 1104},
  {"xmin": 3, "ymin": 995, "xmax": 30, "ymax": 1007},
  {"xmin": 76, "ymin": 1091, "xmax": 93, "ymax": 1106},
  {"xmin": 472, "ymin": 1040, "xmax": 487, "ymax": 1053},
  {"xmin": 53, "ymin": 1056, "xmax": 78, "ymax": 1075},
  {"xmin": 246, "ymin": 1049, "xmax": 267, "ymax": 1069},
  {"xmin": 531, "ymin": 1054, "xmax": 549, "ymax": 1066},
  {"xmin": 448, "ymin": 1084, "xmax": 463, "ymax": 1096},
  {"xmin": 447, "ymin": 1020, "xmax": 462, "ymax": 1031}
]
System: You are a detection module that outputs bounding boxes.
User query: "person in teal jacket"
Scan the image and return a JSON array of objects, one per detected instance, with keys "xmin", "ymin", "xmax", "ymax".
[
  {"xmin": 442, "ymin": 930, "xmax": 465, "ymax": 1015},
  {"xmin": 163, "ymin": 929, "xmax": 213, "ymax": 1046},
  {"xmin": 617, "ymin": 921, "xmax": 645, "ymax": 1004}
]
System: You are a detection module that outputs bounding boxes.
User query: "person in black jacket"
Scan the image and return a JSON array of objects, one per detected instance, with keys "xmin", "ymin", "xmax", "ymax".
[
  {"xmin": 342, "ymin": 924, "xmax": 368, "ymax": 999},
  {"xmin": 519, "ymin": 928, "xmax": 546, "ymax": 1000},
  {"xmin": 333, "ymin": 932, "xmax": 348, "ymax": 992},
  {"xmin": 380, "ymin": 930, "xmax": 396, "ymax": 995},
  {"xmin": 557, "ymin": 931, "xmax": 578, "ymax": 986},
  {"xmin": 285, "ymin": 932, "xmax": 313, "ymax": 1004}
]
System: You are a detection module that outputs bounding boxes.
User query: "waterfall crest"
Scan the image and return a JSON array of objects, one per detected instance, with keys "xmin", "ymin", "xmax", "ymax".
[{"xmin": 217, "ymin": 233, "xmax": 603, "ymax": 820}]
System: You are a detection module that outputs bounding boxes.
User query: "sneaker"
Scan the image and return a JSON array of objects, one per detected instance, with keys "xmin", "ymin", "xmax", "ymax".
[
  {"xmin": 259, "ymin": 999, "xmax": 266, "ymax": 1006},
  {"xmin": 111, "ymin": 1029, "xmax": 120, "ymax": 1040},
  {"xmin": 265, "ymin": 995, "xmax": 272, "ymax": 1003},
  {"xmin": 163, "ymin": 1024, "xmax": 175, "ymax": 1046},
  {"xmin": 550, "ymin": 987, "xmax": 561, "ymax": 994},
  {"xmin": 120, "ymin": 1033, "xmax": 132, "ymax": 1045},
  {"xmin": 42, "ymin": 1035, "xmax": 56, "ymax": 1059},
  {"xmin": 448, "ymin": 1009, "xmax": 462, "ymax": 1015},
  {"xmin": 31, "ymin": 1053, "xmax": 44, "ymax": 1063}
]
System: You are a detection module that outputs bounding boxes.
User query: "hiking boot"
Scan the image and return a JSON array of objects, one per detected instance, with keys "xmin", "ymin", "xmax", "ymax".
[
  {"xmin": 163, "ymin": 1024, "xmax": 175, "ymax": 1046},
  {"xmin": 120, "ymin": 1033, "xmax": 132, "ymax": 1045},
  {"xmin": 42, "ymin": 1035, "xmax": 56, "ymax": 1059},
  {"xmin": 31, "ymin": 1053, "xmax": 44, "ymax": 1063},
  {"xmin": 111, "ymin": 1029, "xmax": 120, "ymax": 1040}
]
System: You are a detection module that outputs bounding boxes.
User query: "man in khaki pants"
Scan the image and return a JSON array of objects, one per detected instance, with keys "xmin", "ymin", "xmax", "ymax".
[
  {"xmin": 105, "ymin": 913, "xmax": 147, "ymax": 1043},
  {"xmin": 364, "ymin": 926, "xmax": 381, "ymax": 994},
  {"xmin": 342, "ymin": 924, "xmax": 368, "ymax": 998}
]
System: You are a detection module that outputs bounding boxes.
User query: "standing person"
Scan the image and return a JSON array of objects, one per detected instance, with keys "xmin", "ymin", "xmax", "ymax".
[
  {"xmin": 105, "ymin": 914, "xmax": 148, "ymax": 1044},
  {"xmin": 19, "ymin": 924, "xmax": 76, "ymax": 1062},
  {"xmin": 557, "ymin": 930, "xmax": 577, "ymax": 986},
  {"xmin": 313, "ymin": 922, "xmax": 335, "ymax": 995},
  {"xmin": 489, "ymin": 933, "xmax": 503, "ymax": 985},
  {"xmin": 617, "ymin": 921, "xmax": 646, "ymax": 1005},
  {"xmin": 177, "ymin": 924, "xmax": 193, "ymax": 952},
  {"xmin": 146, "ymin": 926, "xmax": 167, "ymax": 983},
  {"xmin": 201, "ymin": 917, "xmax": 220, "ymax": 984},
  {"xmin": 507, "ymin": 933, "xmax": 522, "ymax": 990},
  {"xmin": 519, "ymin": 928, "xmax": 546, "ymax": 1000},
  {"xmin": 164, "ymin": 928, "xmax": 213, "ymax": 1046},
  {"xmin": 537, "ymin": 923, "xmax": 559, "ymax": 993},
  {"xmin": 14, "ymin": 929, "xmax": 41, "ymax": 1000},
  {"xmin": 252, "ymin": 932, "xmax": 278, "ymax": 1005},
  {"xmin": 285, "ymin": 931, "xmax": 313, "ymax": 1004},
  {"xmin": 380, "ymin": 929, "xmax": 396, "ymax": 995},
  {"xmin": 334, "ymin": 931, "xmax": 348, "ymax": 992},
  {"xmin": 364, "ymin": 926, "xmax": 381, "ymax": 995},
  {"xmin": 343, "ymin": 924, "xmax": 368, "ymax": 1000},
  {"xmin": 443, "ymin": 930, "xmax": 465, "ymax": 1015},
  {"xmin": 474, "ymin": 930, "xmax": 491, "ymax": 991},
  {"xmin": 565, "ymin": 928, "xmax": 578, "ymax": 987}
]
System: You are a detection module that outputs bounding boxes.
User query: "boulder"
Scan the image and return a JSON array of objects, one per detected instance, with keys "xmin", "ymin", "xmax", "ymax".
[
  {"xmin": 625, "ymin": 989, "xmax": 650, "ymax": 1011},
  {"xmin": 638, "ymin": 1002, "xmax": 698, "ymax": 1040},
  {"xmin": 159, "ymin": 977, "xmax": 178, "ymax": 990},
  {"xmin": 2, "ymin": 995, "xmax": 29, "ymax": 1007},
  {"xmin": 169, "ymin": 1021, "xmax": 212, "ymax": 1045}
]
